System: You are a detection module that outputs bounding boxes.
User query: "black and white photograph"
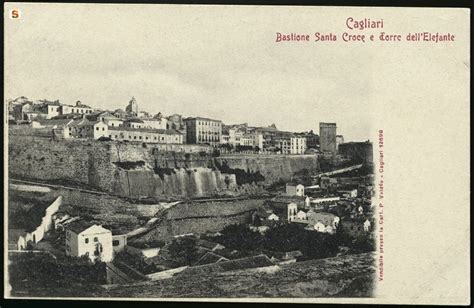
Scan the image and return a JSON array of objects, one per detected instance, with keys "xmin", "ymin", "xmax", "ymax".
[{"xmin": 3, "ymin": 3, "xmax": 470, "ymax": 305}]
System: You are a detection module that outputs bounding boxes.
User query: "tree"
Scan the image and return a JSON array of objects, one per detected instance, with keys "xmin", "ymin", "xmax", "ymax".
[
  {"xmin": 166, "ymin": 237, "xmax": 199, "ymax": 266},
  {"xmin": 350, "ymin": 235, "xmax": 376, "ymax": 253},
  {"xmin": 218, "ymin": 224, "xmax": 263, "ymax": 251},
  {"xmin": 263, "ymin": 223, "xmax": 306, "ymax": 252}
]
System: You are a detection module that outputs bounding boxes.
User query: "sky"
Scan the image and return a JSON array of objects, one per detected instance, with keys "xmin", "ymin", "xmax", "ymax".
[{"xmin": 5, "ymin": 4, "xmax": 377, "ymax": 141}]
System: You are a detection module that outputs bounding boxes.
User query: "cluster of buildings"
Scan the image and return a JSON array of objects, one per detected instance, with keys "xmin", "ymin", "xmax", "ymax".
[
  {"xmin": 8, "ymin": 96, "xmax": 368, "ymax": 156},
  {"xmin": 252, "ymin": 181, "xmax": 373, "ymax": 237}
]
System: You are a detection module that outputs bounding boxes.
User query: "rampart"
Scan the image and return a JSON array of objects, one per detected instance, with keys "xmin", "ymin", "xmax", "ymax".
[{"xmin": 9, "ymin": 134, "xmax": 319, "ymax": 199}]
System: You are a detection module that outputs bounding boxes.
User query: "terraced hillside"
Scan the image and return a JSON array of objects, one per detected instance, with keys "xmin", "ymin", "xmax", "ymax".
[{"xmin": 99, "ymin": 252, "xmax": 376, "ymax": 298}]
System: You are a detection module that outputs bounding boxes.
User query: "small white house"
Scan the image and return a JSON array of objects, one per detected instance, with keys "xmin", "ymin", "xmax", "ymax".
[
  {"xmin": 268, "ymin": 213, "xmax": 280, "ymax": 221},
  {"xmin": 66, "ymin": 221, "xmax": 113, "ymax": 262},
  {"xmin": 286, "ymin": 184, "xmax": 305, "ymax": 197},
  {"xmin": 92, "ymin": 121, "xmax": 109, "ymax": 139},
  {"xmin": 306, "ymin": 211, "xmax": 340, "ymax": 234},
  {"xmin": 295, "ymin": 210, "xmax": 307, "ymax": 220}
]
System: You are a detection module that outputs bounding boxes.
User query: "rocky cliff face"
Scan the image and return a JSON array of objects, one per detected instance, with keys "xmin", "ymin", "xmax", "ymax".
[
  {"xmin": 111, "ymin": 166, "xmax": 237, "ymax": 199},
  {"xmin": 214, "ymin": 155, "xmax": 320, "ymax": 185},
  {"xmin": 9, "ymin": 136, "xmax": 319, "ymax": 200}
]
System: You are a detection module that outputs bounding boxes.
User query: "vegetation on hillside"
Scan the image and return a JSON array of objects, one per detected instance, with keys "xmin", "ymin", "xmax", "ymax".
[
  {"xmin": 210, "ymin": 223, "xmax": 375, "ymax": 260},
  {"xmin": 8, "ymin": 253, "xmax": 106, "ymax": 294}
]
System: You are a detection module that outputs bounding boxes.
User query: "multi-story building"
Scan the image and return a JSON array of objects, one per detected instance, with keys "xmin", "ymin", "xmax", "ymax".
[
  {"xmin": 65, "ymin": 221, "xmax": 113, "ymax": 262},
  {"xmin": 277, "ymin": 135, "xmax": 292, "ymax": 154},
  {"xmin": 166, "ymin": 114, "xmax": 187, "ymax": 142},
  {"xmin": 290, "ymin": 136, "xmax": 307, "ymax": 154},
  {"xmin": 107, "ymin": 127, "xmax": 183, "ymax": 144},
  {"xmin": 40, "ymin": 101, "xmax": 62, "ymax": 119},
  {"xmin": 65, "ymin": 118, "xmax": 109, "ymax": 139},
  {"xmin": 298, "ymin": 131, "xmax": 319, "ymax": 151},
  {"xmin": 184, "ymin": 117, "xmax": 222, "ymax": 146},
  {"xmin": 60, "ymin": 101, "xmax": 94, "ymax": 116},
  {"xmin": 123, "ymin": 118, "xmax": 145, "ymax": 129},
  {"xmin": 319, "ymin": 122, "xmax": 337, "ymax": 154},
  {"xmin": 141, "ymin": 118, "xmax": 168, "ymax": 130},
  {"xmin": 123, "ymin": 118, "xmax": 168, "ymax": 130},
  {"xmin": 8, "ymin": 97, "xmax": 95, "ymax": 121},
  {"xmin": 86, "ymin": 111, "xmax": 123, "ymax": 127}
]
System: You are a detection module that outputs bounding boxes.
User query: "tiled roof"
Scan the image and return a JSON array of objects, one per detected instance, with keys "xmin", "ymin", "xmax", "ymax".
[
  {"xmin": 194, "ymin": 252, "xmax": 228, "ymax": 266},
  {"xmin": 65, "ymin": 220, "xmax": 94, "ymax": 234},
  {"xmin": 184, "ymin": 116, "xmax": 222, "ymax": 122},
  {"xmin": 307, "ymin": 211, "xmax": 337, "ymax": 226},
  {"xmin": 124, "ymin": 118, "xmax": 145, "ymax": 123},
  {"xmin": 108, "ymin": 126, "xmax": 182, "ymax": 135},
  {"xmin": 196, "ymin": 239, "xmax": 222, "ymax": 251},
  {"xmin": 37, "ymin": 119, "xmax": 73, "ymax": 126},
  {"xmin": 177, "ymin": 254, "xmax": 274, "ymax": 277}
]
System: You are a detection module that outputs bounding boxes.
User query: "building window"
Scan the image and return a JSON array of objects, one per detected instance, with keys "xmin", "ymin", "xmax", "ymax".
[
  {"xmin": 96, "ymin": 127, "xmax": 99, "ymax": 131},
  {"xmin": 113, "ymin": 240, "xmax": 120, "ymax": 246},
  {"xmin": 102, "ymin": 127, "xmax": 105, "ymax": 131},
  {"xmin": 94, "ymin": 237, "xmax": 98, "ymax": 242},
  {"xmin": 85, "ymin": 238, "xmax": 89, "ymax": 244}
]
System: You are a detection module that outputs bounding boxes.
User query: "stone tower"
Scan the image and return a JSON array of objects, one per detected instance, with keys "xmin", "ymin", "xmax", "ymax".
[
  {"xmin": 125, "ymin": 96, "xmax": 139, "ymax": 116},
  {"xmin": 319, "ymin": 122, "xmax": 337, "ymax": 154}
]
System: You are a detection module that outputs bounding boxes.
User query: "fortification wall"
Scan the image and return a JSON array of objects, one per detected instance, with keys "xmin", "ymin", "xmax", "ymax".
[
  {"xmin": 134, "ymin": 199, "xmax": 263, "ymax": 242},
  {"xmin": 137, "ymin": 212, "xmax": 253, "ymax": 242},
  {"xmin": 215, "ymin": 154, "xmax": 320, "ymax": 184},
  {"xmin": 8, "ymin": 136, "xmax": 115, "ymax": 191},
  {"xmin": 9, "ymin": 135, "xmax": 319, "ymax": 199}
]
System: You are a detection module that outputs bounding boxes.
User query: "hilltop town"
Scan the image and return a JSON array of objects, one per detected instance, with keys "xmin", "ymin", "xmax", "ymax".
[{"xmin": 7, "ymin": 96, "xmax": 376, "ymax": 297}]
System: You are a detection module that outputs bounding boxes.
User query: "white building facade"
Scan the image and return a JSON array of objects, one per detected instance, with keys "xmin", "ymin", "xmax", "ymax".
[
  {"xmin": 290, "ymin": 136, "xmax": 307, "ymax": 154},
  {"xmin": 66, "ymin": 223, "xmax": 113, "ymax": 262}
]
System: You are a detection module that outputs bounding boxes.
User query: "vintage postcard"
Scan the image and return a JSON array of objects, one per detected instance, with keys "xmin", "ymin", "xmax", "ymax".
[{"xmin": 3, "ymin": 3, "xmax": 470, "ymax": 305}]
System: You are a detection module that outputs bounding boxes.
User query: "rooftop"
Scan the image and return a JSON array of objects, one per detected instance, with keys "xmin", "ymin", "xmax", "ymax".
[
  {"xmin": 194, "ymin": 252, "xmax": 228, "ymax": 266},
  {"xmin": 177, "ymin": 254, "xmax": 274, "ymax": 277},
  {"xmin": 124, "ymin": 118, "xmax": 145, "ymax": 123},
  {"xmin": 108, "ymin": 126, "xmax": 182, "ymax": 135},
  {"xmin": 36, "ymin": 118, "xmax": 73, "ymax": 126},
  {"xmin": 65, "ymin": 220, "xmax": 95, "ymax": 234},
  {"xmin": 184, "ymin": 116, "xmax": 222, "ymax": 123}
]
